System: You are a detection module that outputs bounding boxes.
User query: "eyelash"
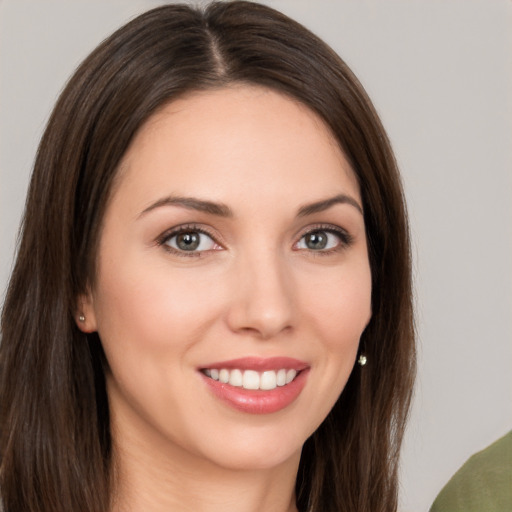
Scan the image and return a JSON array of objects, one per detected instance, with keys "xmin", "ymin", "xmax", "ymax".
[
  {"xmin": 295, "ymin": 224, "xmax": 354, "ymax": 256},
  {"xmin": 156, "ymin": 223, "xmax": 353, "ymax": 257},
  {"xmin": 156, "ymin": 224, "xmax": 220, "ymax": 258}
]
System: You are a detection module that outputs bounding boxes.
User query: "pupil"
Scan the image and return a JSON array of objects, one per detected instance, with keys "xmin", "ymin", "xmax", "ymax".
[
  {"xmin": 177, "ymin": 232, "xmax": 200, "ymax": 251},
  {"xmin": 306, "ymin": 232, "xmax": 327, "ymax": 250}
]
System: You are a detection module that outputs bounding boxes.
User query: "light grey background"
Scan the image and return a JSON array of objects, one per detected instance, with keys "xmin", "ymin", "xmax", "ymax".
[{"xmin": 1, "ymin": 1, "xmax": 511, "ymax": 510}]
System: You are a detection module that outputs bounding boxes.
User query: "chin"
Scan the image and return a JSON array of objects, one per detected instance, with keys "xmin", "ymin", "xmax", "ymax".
[
  {"xmin": 186, "ymin": 420, "xmax": 310, "ymax": 473},
  {"xmin": 209, "ymin": 445, "xmax": 302, "ymax": 472}
]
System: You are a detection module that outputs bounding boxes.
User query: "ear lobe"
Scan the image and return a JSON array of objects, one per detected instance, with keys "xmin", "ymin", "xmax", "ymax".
[{"xmin": 76, "ymin": 292, "xmax": 98, "ymax": 333}]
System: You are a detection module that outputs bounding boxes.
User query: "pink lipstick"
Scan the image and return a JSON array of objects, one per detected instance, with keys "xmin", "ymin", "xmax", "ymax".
[{"xmin": 199, "ymin": 357, "xmax": 309, "ymax": 414}]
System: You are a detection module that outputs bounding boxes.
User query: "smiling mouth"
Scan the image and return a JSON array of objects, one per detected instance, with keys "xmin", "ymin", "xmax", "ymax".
[
  {"xmin": 199, "ymin": 358, "xmax": 309, "ymax": 414},
  {"xmin": 201, "ymin": 368, "xmax": 300, "ymax": 391}
]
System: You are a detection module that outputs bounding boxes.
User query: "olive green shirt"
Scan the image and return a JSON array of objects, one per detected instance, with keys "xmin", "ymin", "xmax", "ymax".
[{"xmin": 430, "ymin": 430, "xmax": 512, "ymax": 512}]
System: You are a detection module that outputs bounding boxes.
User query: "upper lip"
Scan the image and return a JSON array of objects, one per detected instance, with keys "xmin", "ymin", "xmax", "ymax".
[{"xmin": 199, "ymin": 356, "xmax": 309, "ymax": 372}]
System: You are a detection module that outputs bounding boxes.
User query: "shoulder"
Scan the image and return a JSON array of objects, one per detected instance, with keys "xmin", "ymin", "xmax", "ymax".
[{"xmin": 429, "ymin": 430, "xmax": 512, "ymax": 512}]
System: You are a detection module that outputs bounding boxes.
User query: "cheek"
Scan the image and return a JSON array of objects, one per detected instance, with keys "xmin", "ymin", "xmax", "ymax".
[
  {"xmin": 91, "ymin": 258, "xmax": 225, "ymax": 364},
  {"xmin": 290, "ymin": 262, "xmax": 372, "ymax": 434},
  {"xmin": 302, "ymin": 263, "xmax": 372, "ymax": 349}
]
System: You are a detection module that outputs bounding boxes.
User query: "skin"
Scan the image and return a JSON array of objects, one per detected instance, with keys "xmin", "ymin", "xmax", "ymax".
[{"xmin": 79, "ymin": 85, "xmax": 372, "ymax": 512}]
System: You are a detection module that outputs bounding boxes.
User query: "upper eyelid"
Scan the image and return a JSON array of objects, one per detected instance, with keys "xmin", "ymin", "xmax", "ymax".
[
  {"xmin": 296, "ymin": 223, "xmax": 352, "ymax": 240},
  {"xmin": 156, "ymin": 224, "xmax": 220, "ymax": 246},
  {"xmin": 300, "ymin": 224, "xmax": 347, "ymax": 234}
]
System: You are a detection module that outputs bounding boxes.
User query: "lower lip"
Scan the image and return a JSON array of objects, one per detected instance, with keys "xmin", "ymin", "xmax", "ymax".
[{"xmin": 201, "ymin": 369, "xmax": 309, "ymax": 414}]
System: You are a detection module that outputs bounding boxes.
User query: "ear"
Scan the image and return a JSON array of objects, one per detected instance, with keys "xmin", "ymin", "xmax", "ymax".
[{"xmin": 75, "ymin": 290, "xmax": 98, "ymax": 333}]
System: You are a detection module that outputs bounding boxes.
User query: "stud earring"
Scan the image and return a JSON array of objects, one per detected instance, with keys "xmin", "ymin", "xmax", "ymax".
[
  {"xmin": 79, "ymin": 314, "xmax": 86, "ymax": 323},
  {"xmin": 357, "ymin": 354, "xmax": 367, "ymax": 366}
]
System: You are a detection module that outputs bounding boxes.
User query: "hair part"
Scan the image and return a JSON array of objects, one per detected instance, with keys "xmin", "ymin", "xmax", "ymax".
[{"xmin": 0, "ymin": 3, "xmax": 415, "ymax": 511}]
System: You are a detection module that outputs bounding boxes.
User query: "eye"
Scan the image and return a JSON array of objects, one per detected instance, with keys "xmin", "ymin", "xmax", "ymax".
[
  {"xmin": 159, "ymin": 227, "xmax": 220, "ymax": 254},
  {"xmin": 295, "ymin": 227, "xmax": 351, "ymax": 252}
]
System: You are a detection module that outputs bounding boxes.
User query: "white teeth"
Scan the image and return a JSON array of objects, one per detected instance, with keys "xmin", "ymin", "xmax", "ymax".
[
  {"xmin": 286, "ymin": 369, "xmax": 297, "ymax": 384},
  {"xmin": 243, "ymin": 370, "xmax": 260, "ymax": 390},
  {"xmin": 276, "ymin": 369, "xmax": 287, "ymax": 386},
  {"xmin": 260, "ymin": 370, "xmax": 277, "ymax": 390},
  {"xmin": 203, "ymin": 368, "xmax": 299, "ymax": 390},
  {"xmin": 229, "ymin": 369, "xmax": 243, "ymax": 387}
]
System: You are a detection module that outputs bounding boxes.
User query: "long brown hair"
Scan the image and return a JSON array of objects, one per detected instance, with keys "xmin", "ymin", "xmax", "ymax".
[{"xmin": 0, "ymin": 2, "xmax": 415, "ymax": 511}]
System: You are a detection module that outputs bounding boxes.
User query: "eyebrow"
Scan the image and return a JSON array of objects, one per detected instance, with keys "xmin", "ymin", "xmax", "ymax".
[
  {"xmin": 139, "ymin": 192, "xmax": 363, "ymax": 219},
  {"xmin": 139, "ymin": 196, "xmax": 233, "ymax": 218},
  {"xmin": 297, "ymin": 194, "xmax": 363, "ymax": 216}
]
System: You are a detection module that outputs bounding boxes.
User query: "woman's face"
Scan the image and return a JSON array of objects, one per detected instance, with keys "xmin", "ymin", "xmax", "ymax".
[{"xmin": 81, "ymin": 86, "xmax": 372, "ymax": 472}]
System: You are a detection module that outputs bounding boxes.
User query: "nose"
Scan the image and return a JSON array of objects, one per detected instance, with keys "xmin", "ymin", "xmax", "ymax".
[{"xmin": 226, "ymin": 251, "xmax": 295, "ymax": 339}]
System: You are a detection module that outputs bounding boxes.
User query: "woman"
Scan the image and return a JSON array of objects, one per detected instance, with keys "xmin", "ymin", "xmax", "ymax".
[{"xmin": 0, "ymin": 2, "xmax": 415, "ymax": 511}]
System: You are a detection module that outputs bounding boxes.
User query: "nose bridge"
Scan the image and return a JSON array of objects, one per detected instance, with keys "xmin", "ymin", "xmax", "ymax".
[{"xmin": 227, "ymin": 242, "xmax": 295, "ymax": 338}]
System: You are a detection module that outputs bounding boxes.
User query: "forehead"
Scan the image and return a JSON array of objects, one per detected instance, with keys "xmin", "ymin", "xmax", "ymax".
[{"xmin": 113, "ymin": 85, "xmax": 360, "ymax": 214}]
